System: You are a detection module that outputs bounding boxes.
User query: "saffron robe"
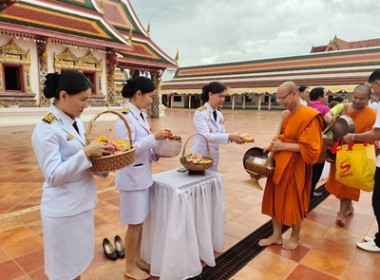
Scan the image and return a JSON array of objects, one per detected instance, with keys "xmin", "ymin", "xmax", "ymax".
[
  {"xmin": 326, "ymin": 106, "xmax": 376, "ymax": 201},
  {"xmin": 262, "ymin": 106, "xmax": 323, "ymax": 226}
]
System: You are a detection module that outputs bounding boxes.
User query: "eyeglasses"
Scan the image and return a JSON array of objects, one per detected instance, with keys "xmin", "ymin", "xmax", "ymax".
[{"xmin": 276, "ymin": 89, "xmax": 294, "ymax": 102}]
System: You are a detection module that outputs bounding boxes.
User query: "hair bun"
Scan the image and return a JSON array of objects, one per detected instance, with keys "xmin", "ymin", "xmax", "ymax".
[
  {"xmin": 121, "ymin": 78, "xmax": 135, "ymax": 98},
  {"xmin": 43, "ymin": 72, "xmax": 60, "ymax": 99}
]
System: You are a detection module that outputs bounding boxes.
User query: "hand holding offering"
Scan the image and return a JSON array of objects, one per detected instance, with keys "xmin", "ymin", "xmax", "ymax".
[
  {"xmin": 168, "ymin": 133, "xmax": 182, "ymax": 141},
  {"xmin": 95, "ymin": 134, "xmax": 131, "ymax": 155},
  {"xmin": 240, "ymin": 133, "xmax": 255, "ymax": 143}
]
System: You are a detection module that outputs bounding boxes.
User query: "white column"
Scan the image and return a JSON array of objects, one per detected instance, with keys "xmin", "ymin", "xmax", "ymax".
[
  {"xmin": 232, "ymin": 95, "xmax": 235, "ymax": 110},
  {"xmin": 268, "ymin": 94, "xmax": 272, "ymax": 110},
  {"xmin": 258, "ymin": 95, "xmax": 261, "ymax": 111},
  {"xmin": 242, "ymin": 94, "xmax": 246, "ymax": 110},
  {"xmin": 171, "ymin": 95, "xmax": 174, "ymax": 108},
  {"xmin": 188, "ymin": 94, "xmax": 192, "ymax": 109}
]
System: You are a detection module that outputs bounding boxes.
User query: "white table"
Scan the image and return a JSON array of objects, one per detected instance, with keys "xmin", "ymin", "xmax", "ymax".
[{"xmin": 141, "ymin": 169, "xmax": 225, "ymax": 280}]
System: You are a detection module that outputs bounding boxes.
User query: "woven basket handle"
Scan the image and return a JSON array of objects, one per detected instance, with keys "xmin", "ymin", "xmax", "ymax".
[
  {"xmin": 181, "ymin": 133, "xmax": 211, "ymax": 158},
  {"xmin": 86, "ymin": 110, "xmax": 133, "ymax": 147}
]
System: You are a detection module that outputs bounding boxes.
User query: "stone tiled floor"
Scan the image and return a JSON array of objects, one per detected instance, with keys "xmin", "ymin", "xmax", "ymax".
[{"xmin": 0, "ymin": 108, "xmax": 379, "ymax": 280}]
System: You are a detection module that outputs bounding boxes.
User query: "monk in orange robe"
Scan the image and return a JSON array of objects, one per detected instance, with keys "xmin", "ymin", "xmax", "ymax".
[
  {"xmin": 259, "ymin": 81, "xmax": 323, "ymax": 250},
  {"xmin": 324, "ymin": 84, "xmax": 376, "ymax": 226}
]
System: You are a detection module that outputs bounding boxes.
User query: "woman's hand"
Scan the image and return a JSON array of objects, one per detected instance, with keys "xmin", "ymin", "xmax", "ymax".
[
  {"xmin": 153, "ymin": 128, "xmax": 171, "ymax": 140},
  {"xmin": 83, "ymin": 142, "xmax": 113, "ymax": 158},
  {"xmin": 228, "ymin": 133, "xmax": 245, "ymax": 144}
]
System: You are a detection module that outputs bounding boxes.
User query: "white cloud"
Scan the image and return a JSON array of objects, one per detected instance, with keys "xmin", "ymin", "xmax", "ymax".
[{"xmin": 129, "ymin": 0, "xmax": 380, "ymax": 67}]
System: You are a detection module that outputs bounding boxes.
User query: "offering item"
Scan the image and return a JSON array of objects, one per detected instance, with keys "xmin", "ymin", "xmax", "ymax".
[
  {"xmin": 240, "ymin": 133, "xmax": 255, "ymax": 142},
  {"xmin": 184, "ymin": 152, "xmax": 213, "ymax": 164},
  {"xmin": 180, "ymin": 133, "xmax": 213, "ymax": 173},
  {"xmin": 96, "ymin": 135, "xmax": 131, "ymax": 155},
  {"xmin": 153, "ymin": 133, "xmax": 182, "ymax": 157},
  {"xmin": 86, "ymin": 110, "xmax": 135, "ymax": 172}
]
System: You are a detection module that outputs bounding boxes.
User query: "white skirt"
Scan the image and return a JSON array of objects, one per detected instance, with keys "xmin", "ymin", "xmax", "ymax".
[
  {"xmin": 120, "ymin": 188, "xmax": 150, "ymax": 225},
  {"xmin": 41, "ymin": 209, "xmax": 94, "ymax": 280}
]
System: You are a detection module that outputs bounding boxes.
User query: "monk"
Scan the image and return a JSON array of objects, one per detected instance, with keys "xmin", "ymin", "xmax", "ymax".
[
  {"xmin": 259, "ymin": 81, "xmax": 323, "ymax": 250},
  {"xmin": 324, "ymin": 84, "xmax": 376, "ymax": 226}
]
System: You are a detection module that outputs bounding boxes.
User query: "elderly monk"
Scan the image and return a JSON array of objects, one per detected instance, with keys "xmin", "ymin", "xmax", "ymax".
[
  {"xmin": 259, "ymin": 81, "xmax": 323, "ymax": 250},
  {"xmin": 324, "ymin": 84, "xmax": 376, "ymax": 226}
]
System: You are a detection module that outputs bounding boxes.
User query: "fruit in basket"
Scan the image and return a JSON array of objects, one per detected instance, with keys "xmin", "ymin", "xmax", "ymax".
[
  {"xmin": 168, "ymin": 133, "xmax": 182, "ymax": 141},
  {"xmin": 184, "ymin": 152, "xmax": 211, "ymax": 164},
  {"xmin": 96, "ymin": 135, "xmax": 131, "ymax": 154}
]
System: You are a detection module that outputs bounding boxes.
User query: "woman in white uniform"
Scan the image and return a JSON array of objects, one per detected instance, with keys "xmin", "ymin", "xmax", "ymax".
[
  {"xmin": 31, "ymin": 71, "xmax": 112, "ymax": 280},
  {"xmin": 191, "ymin": 81, "xmax": 245, "ymax": 171},
  {"xmin": 115, "ymin": 76, "xmax": 170, "ymax": 280}
]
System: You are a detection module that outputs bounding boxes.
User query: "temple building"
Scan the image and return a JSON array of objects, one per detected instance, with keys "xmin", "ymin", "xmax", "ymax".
[
  {"xmin": 161, "ymin": 36, "xmax": 380, "ymax": 110},
  {"xmin": 0, "ymin": 0, "xmax": 177, "ymax": 117}
]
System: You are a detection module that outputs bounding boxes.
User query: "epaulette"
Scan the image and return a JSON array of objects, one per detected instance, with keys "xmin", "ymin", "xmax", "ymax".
[
  {"xmin": 42, "ymin": 113, "xmax": 55, "ymax": 124},
  {"xmin": 197, "ymin": 106, "xmax": 206, "ymax": 111},
  {"xmin": 122, "ymin": 108, "xmax": 130, "ymax": 114}
]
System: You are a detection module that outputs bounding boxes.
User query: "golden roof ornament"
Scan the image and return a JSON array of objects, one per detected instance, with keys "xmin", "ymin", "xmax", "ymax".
[
  {"xmin": 174, "ymin": 49, "xmax": 179, "ymax": 65},
  {"xmin": 128, "ymin": 28, "xmax": 133, "ymax": 45},
  {"xmin": 147, "ymin": 22, "xmax": 150, "ymax": 37}
]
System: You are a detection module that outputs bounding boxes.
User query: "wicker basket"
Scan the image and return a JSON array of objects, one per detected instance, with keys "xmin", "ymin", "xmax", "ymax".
[
  {"xmin": 153, "ymin": 139, "xmax": 182, "ymax": 157},
  {"xmin": 86, "ymin": 110, "xmax": 135, "ymax": 172},
  {"xmin": 180, "ymin": 133, "xmax": 213, "ymax": 171}
]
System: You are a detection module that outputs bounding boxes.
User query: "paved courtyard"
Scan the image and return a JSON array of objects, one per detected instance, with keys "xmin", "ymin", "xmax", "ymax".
[{"xmin": 0, "ymin": 108, "xmax": 379, "ymax": 280}]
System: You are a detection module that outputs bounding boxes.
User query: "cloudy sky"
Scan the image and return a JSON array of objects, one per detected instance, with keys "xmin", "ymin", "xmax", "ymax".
[{"xmin": 129, "ymin": 0, "xmax": 379, "ymax": 69}]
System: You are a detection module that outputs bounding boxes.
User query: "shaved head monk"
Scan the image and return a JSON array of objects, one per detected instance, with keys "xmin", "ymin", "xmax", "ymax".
[
  {"xmin": 259, "ymin": 81, "xmax": 323, "ymax": 250},
  {"xmin": 324, "ymin": 84, "xmax": 376, "ymax": 227}
]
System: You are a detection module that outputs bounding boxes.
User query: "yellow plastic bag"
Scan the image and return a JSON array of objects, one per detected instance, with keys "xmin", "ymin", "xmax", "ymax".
[{"xmin": 335, "ymin": 142, "xmax": 376, "ymax": 192}]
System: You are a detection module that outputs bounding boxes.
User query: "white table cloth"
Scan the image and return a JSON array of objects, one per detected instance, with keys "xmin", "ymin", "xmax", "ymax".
[{"xmin": 141, "ymin": 169, "xmax": 225, "ymax": 280}]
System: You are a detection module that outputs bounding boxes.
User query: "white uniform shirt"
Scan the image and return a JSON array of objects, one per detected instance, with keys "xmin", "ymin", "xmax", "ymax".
[
  {"xmin": 115, "ymin": 102, "xmax": 158, "ymax": 191},
  {"xmin": 191, "ymin": 102, "xmax": 229, "ymax": 171},
  {"xmin": 31, "ymin": 105, "xmax": 95, "ymax": 217},
  {"xmin": 299, "ymin": 97, "xmax": 308, "ymax": 105}
]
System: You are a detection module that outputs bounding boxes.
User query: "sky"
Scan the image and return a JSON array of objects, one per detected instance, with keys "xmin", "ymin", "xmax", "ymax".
[{"xmin": 129, "ymin": 0, "xmax": 379, "ymax": 70}]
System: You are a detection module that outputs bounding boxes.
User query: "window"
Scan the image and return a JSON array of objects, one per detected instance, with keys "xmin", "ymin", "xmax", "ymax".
[
  {"xmin": 173, "ymin": 96, "xmax": 182, "ymax": 102},
  {"xmin": 83, "ymin": 71, "xmax": 96, "ymax": 95},
  {"xmin": 3, "ymin": 65, "xmax": 23, "ymax": 91}
]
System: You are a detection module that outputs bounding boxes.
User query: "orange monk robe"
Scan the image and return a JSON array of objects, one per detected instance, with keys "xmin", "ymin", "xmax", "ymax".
[
  {"xmin": 262, "ymin": 106, "xmax": 323, "ymax": 226},
  {"xmin": 326, "ymin": 107, "xmax": 376, "ymax": 201}
]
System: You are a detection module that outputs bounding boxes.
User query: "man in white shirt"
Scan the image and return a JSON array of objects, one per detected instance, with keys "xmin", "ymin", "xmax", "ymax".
[
  {"xmin": 369, "ymin": 95, "xmax": 379, "ymax": 111},
  {"xmin": 298, "ymin": 85, "xmax": 309, "ymax": 105},
  {"xmin": 343, "ymin": 69, "xmax": 380, "ymax": 253}
]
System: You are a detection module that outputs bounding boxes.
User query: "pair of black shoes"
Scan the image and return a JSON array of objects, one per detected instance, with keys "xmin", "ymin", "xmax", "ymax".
[{"xmin": 102, "ymin": 235, "xmax": 125, "ymax": 260}]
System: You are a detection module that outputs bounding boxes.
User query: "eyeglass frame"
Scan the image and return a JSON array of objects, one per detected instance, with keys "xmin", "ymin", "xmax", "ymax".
[{"xmin": 276, "ymin": 89, "xmax": 295, "ymax": 102}]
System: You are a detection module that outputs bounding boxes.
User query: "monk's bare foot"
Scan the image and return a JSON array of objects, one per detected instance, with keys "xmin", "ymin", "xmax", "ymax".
[
  {"xmin": 258, "ymin": 235, "xmax": 282, "ymax": 247},
  {"xmin": 282, "ymin": 238, "xmax": 299, "ymax": 250},
  {"xmin": 124, "ymin": 264, "xmax": 150, "ymax": 280},
  {"xmin": 336, "ymin": 211, "xmax": 345, "ymax": 227},
  {"xmin": 136, "ymin": 259, "xmax": 150, "ymax": 272}
]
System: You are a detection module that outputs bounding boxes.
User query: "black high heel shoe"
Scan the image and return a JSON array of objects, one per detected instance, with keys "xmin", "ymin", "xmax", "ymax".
[
  {"xmin": 114, "ymin": 235, "xmax": 125, "ymax": 258},
  {"xmin": 102, "ymin": 238, "xmax": 118, "ymax": 260}
]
